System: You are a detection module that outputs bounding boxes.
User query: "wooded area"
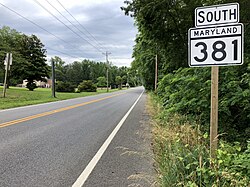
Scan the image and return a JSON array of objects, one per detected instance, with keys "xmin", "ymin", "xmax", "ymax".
[
  {"xmin": 122, "ymin": 0, "xmax": 250, "ymax": 144},
  {"xmin": 122, "ymin": 0, "xmax": 250, "ymax": 185}
]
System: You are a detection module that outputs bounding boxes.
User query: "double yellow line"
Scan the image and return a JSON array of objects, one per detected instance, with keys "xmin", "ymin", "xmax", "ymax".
[{"xmin": 0, "ymin": 93, "xmax": 124, "ymax": 129}]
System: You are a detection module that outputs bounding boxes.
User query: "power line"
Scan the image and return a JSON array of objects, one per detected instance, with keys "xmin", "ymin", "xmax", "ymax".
[
  {"xmin": 33, "ymin": 0, "xmax": 104, "ymax": 54},
  {"xmin": 47, "ymin": 0, "xmax": 106, "ymax": 52},
  {"xmin": 0, "ymin": 2, "xmax": 89, "ymax": 58},
  {"xmin": 45, "ymin": 46, "xmax": 83, "ymax": 60},
  {"xmin": 0, "ymin": 43, "xmax": 84, "ymax": 63},
  {"xmin": 55, "ymin": 0, "xmax": 107, "ymax": 52}
]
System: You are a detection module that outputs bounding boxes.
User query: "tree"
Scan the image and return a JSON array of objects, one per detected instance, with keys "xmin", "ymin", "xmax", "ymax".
[
  {"xmin": 50, "ymin": 56, "xmax": 66, "ymax": 82},
  {"xmin": 0, "ymin": 26, "xmax": 23, "ymax": 85},
  {"xmin": 115, "ymin": 76, "xmax": 122, "ymax": 89},
  {"xmin": 97, "ymin": 76, "xmax": 106, "ymax": 88},
  {"xmin": 122, "ymin": 0, "xmax": 250, "ymax": 145},
  {"xmin": 12, "ymin": 34, "xmax": 50, "ymax": 91},
  {"xmin": 122, "ymin": 75, "xmax": 127, "ymax": 85}
]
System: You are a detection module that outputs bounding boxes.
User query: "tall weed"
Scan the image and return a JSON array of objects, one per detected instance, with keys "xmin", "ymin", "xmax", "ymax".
[{"xmin": 149, "ymin": 93, "xmax": 250, "ymax": 186}]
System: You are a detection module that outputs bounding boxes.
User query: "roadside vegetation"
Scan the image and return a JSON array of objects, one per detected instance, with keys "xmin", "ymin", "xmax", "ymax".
[
  {"xmin": 148, "ymin": 93, "xmax": 250, "ymax": 186},
  {"xmin": 122, "ymin": 0, "xmax": 250, "ymax": 186},
  {"xmin": 0, "ymin": 86, "xmax": 118, "ymax": 110}
]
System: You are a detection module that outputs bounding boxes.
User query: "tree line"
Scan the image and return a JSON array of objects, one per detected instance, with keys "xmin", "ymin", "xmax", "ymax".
[
  {"xmin": 122, "ymin": 0, "xmax": 250, "ymax": 185},
  {"xmin": 122, "ymin": 0, "xmax": 250, "ymax": 144},
  {"xmin": 0, "ymin": 26, "xmax": 140, "ymax": 91},
  {"xmin": 50, "ymin": 56, "xmax": 139, "ymax": 90}
]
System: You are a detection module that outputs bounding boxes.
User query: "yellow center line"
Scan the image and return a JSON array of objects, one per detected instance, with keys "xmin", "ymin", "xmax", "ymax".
[{"xmin": 0, "ymin": 93, "xmax": 125, "ymax": 128}]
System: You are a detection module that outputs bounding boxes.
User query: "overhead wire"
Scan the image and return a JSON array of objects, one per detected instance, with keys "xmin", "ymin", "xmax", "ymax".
[
  {"xmin": 0, "ymin": 43, "xmax": 83, "ymax": 62},
  {"xmin": 55, "ymin": 0, "xmax": 107, "ymax": 52},
  {"xmin": 0, "ymin": 2, "xmax": 132, "ymax": 64},
  {"xmin": 47, "ymin": 0, "xmax": 106, "ymax": 52},
  {"xmin": 45, "ymin": 46, "xmax": 83, "ymax": 60},
  {"xmin": 33, "ymin": 0, "xmax": 104, "ymax": 54},
  {"xmin": 0, "ymin": 2, "xmax": 90, "ymax": 60}
]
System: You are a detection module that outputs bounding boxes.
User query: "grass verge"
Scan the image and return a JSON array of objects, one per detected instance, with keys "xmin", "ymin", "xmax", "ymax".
[
  {"xmin": 0, "ymin": 86, "xmax": 119, "ymax": 110},
  {"xmin": 147, "ymin": 92, "xmax": 250, "ymax": 187}
]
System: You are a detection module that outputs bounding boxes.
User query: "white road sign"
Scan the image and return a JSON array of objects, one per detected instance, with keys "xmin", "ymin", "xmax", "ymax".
[
  {"xmin": 195, "ymin": 3, "xmax": 239, "ymax": 27},
  {"xmin": 188, "ymin": 23, "xmax": 243, "ymax": 67}
]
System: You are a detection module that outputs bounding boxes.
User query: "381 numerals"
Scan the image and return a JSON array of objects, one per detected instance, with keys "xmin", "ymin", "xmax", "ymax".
[{"xmin": 194, "ymin": 40, "xmax": 238, "ymax": 62}]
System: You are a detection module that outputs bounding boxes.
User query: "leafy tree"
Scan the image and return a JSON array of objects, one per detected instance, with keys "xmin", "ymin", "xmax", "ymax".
[
  {"xmin": 115, "ymin": 76, "xmax": 122, "ymax": 89},
  {"xmin": 122, "ymin": 0, "xmax": 250, "ymax": 145},
  {"xmin": 0, "ymin": 26, "xmax": 23, "ymax": 85},
  {"xmin": 97, "ymin": 76, "xmax": 106, "ymax": 88},
  {"xmin": 0, "ymin": 27, "xmax": 50, "ymax": 90},
  {"xmin": 122, "ymin": 75, "xmax": 127, "ymax": 85},
  {"xmin": 14, "ymin": 34, "xmax": 49, "ymax": 91},
  {"xmin": 50, "ymin": 56, "xmax": 67, "ymax": 82}
]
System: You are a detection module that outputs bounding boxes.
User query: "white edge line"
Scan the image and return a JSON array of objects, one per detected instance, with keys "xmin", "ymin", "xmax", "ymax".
[{"xmin": 72, "ymin": 89, "xmax": 144, "ymax": 187}]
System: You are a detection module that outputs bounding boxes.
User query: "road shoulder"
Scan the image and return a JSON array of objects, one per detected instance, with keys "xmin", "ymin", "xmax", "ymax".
[{"xmin": 83, "ymin": 93, "xmax": 156, "ymax": 187}]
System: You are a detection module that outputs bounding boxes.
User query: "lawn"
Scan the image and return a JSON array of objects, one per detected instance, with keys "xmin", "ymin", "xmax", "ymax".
[{"xmin": 0, "ymin": 86, "xmax": 118, "ymax": 110}]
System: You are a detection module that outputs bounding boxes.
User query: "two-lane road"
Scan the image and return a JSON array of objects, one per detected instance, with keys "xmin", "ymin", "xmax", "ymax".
[{"xmin": 0, "ymin": 87, "xmax": 154, "ymax": 187}]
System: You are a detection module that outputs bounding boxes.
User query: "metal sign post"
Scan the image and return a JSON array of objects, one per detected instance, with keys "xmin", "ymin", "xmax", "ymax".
[{"xmin": 188, "ymin": 3, "xmax": 243, "ymax": 161}]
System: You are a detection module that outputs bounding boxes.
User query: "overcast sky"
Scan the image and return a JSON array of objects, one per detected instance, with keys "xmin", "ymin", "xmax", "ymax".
[{"xmin": 0, "ymin": 0, "xmax": 137, "ymax": 66}]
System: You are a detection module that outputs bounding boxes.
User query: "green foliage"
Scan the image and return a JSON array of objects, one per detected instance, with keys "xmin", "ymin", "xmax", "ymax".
[
  {"xmin": 97, "ymin": 76, "xmax": 106, "ymax": 87},
  {"xmin": 150, "ymin": 94, "xmax": 250, "ymax": 186},
  {"xmin": 17, "ymin": 34, "xmax": 49, "ymax": 91},
  {"xmin": 157, "ymin": 67, "xmax": 211, "ymax": 125},
  {"xmin": 50, "ymin": 56, "xmax": 67, "ymax": 82},
  {"xmin": 78, "ymin": 80, "xmax": 97, "ymax": 92},
  {"xmin": 55, "ymin": 81, "xmax": 75, "ymax": 93},
  {"xmin": 122, "ymin": 75, "xmax": 127, "ymax": 84},
  {"xmin": 115, "ymin": 76, "xmax": 122, "ymax": 89},
  {"xmin": 0, "ymin": 26, "xmax": 50, "ymax": 90},
  {"xmin": 157, "ymin": 61, "xmax": 250, "ymax": 144},
  {"xmin": 48, "ymin": 57, "xmax": 133, "ymax": 88},
  {"xmin": 26, "ymin": 82, "xmax": 37, "ymax": 91},
  {"xmin": 122, "ymin": 0, "xmax": 250, "ymax": 90}
]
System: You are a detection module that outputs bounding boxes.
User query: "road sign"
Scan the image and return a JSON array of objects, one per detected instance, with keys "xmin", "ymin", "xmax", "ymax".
[
  {"xmin": 188, "ymin": 23, "xmax": 243, "ymax": 67},
  {"xmin": 195, "ymin": 3, "xmax": 239, "ymax": 27},
  {"xmin": 190, "ymin": 2, "xmax": 244, "ymax": 161}
]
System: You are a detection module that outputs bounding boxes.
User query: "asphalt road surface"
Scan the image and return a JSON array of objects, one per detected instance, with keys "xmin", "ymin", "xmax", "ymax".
[{"xmin": 0, "ymin": 87, "xmax": 155, "ymax": 187}]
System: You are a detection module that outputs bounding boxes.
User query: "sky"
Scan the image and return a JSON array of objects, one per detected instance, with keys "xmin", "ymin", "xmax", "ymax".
[{"xmin": 0, "ymin": 0, "xmax": 137, "ymax": 67}]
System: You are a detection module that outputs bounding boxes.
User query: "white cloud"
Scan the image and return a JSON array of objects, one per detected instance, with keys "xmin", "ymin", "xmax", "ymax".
[{"xmin": 0, "ymin": 0, "xmax": 136, "ymax": 67}]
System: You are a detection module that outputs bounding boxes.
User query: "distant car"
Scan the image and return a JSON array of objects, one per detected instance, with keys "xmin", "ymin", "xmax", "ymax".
[{"xmin": 0, "ymin": 83, "xmax": 3, "ymax": 86}]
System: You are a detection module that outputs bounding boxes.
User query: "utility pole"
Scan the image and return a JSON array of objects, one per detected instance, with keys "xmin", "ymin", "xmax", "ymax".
[
  {"xmin": 51, "ymin": 59, "xmax": 56, "ymax": 98},
  {"xmin": 3, "ymin": 53, "xmax": 12, "ymax": 98},
  {"xmin": 103, "ymin": 51, "xmax": 111, "ymax": 92},
  {"xmin": 154, "ymin": 54, "xmax": 158, "ymax": 92}
]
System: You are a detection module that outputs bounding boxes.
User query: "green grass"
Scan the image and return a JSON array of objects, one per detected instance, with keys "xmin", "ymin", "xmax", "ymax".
[{"xmin": 0, "ymin": 86, "xmax": 119, "ymax": 109}]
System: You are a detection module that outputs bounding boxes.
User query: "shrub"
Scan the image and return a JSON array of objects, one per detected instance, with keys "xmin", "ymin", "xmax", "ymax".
[
  {"xmin": 149, "ymin": 93, "xmax": 250, "ymax": 186},
  {"xmin": 157, "ymin": 61, "xmax": 250, "ymax": 144},
  {"xmin": 55, "ymin": 81, "xmax": 75, "ymax": 92},
  {"xmin": 26, "ymin": 82, "xmax": 37, "ymax": 91},
  {"xmin": 78, "ymin": 80, "xmax": 97, "ymax": 92}
]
